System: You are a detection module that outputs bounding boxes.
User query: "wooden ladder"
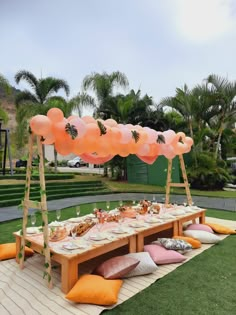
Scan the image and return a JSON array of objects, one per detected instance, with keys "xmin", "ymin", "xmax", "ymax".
[
  {"xmin": 165, "ymin": 154, "xmax": 192, "ymax": 206},
  {"xmin": 19, "ymin": 134, "xmax": 53, "ymax": 289}
]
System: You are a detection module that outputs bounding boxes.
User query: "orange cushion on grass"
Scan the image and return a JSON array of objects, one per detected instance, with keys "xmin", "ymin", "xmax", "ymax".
[
  {"xmin": 0, "ymin": 243, "xmax": 34, "ymax": 261},
  {"xmin": 66, "ymin": 274, "xmax": 123, "ymax": 305},
  {"xmin": 173, "ymin": 236, "xmax": 202, "ymax": 249},
  {"xmin": 205, "ymin": 223, "xmax": 236, "ymax": 235}
]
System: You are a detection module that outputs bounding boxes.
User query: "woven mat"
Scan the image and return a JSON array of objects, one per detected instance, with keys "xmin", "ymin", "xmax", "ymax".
[{"xmin": 0, "ymin": 217, "xmax": 235, "ymax": 315}]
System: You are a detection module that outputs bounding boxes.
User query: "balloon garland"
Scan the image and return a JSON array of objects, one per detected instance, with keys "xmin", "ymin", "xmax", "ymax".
[{"xmin": 29, "ymin": 108, "xmax": 194, "ymax": 165}]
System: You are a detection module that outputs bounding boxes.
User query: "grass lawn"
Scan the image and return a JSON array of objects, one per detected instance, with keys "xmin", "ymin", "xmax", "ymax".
[{"xmin": 1, "ymin": 202, "xmax": 236, "ymax": 315}]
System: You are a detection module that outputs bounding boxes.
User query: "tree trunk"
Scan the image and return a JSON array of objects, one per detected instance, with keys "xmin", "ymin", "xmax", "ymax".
[
  {"xmin": 214, "ymin": 124, "xmax": 223, "ymax": 159},
  {"xmin": 53, "ymin": 145, "xmax": 58, "ymax": 173}
]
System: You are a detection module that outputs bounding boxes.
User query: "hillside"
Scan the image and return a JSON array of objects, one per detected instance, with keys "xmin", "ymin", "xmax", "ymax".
[{"xmin": 0, "ymin": 86, "xmax": 20, "ymax": 131}]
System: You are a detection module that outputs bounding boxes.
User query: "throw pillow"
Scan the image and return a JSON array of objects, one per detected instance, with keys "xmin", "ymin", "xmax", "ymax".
[
  {"xmin": 144, "ymin": 244, "xmax": 186, "ymax": 264},
  {"xmin": 153, "ymin": 238, "xmax": 192, "ymax": 253},
  {"xmin": 184, "ymin": 230, "xmax": 221, "ymax": 244},
  {"xmin": 204, "ymin": 223, "xmax": 236, "ymax": 235},
  {"xmin": 186, "ymin": 223, "xmax": 214, "ymax": 234},
  {"xmin": 173, "ymin": 236, "xmax": 202, "ymax": 249},
  {"xmin": 0, "ymin": 243, "xmax": 34, "ymax": 261},
  {"xmin": 124, "ymin": 252, "xmax": 158, "ymax": 277},
  {"xmin": 94, "ymin": 256, "xmax": 140, "ymax": 279},
  {"xmin": 65, "ymin": 274, "xmax": 123, "ymax": 305}
]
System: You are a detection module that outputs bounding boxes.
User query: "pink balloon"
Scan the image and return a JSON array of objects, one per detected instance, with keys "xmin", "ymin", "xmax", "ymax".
[
  {"xmin": 137, "ymin": 143, "xmax": 150, "ymax": 156},
  {"xmin": 120, "ymin": 127, "xmax": 132, "ymax": 144},
  {"xmin": 105, "ymin": 119, "xmax": 117, "ymax": 127},
  {"xmin": 80, "ymin": 153, "xmax": 114, "ymax": 164},
  {"xmin": 162, "ymin": 130, "xmax": 176, "ymax": 145},
  {"xmin": 185, "ymin": 137, "xmax": 194, "ymax": 147},
  {"xmin": 82, "ymin": 116, "xmax": 96, "ymax": 124},
  {"xmin": 47, "ymin": 108, "xmax": 64, "ymax": 123},
  {"xmin": 69, "ymin": 118, "xmax": 87, "ymax": 139}
]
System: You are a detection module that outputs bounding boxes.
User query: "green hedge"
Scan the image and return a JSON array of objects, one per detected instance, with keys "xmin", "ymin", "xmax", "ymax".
[{"xmin": 0, "ymin": 174, "xmax": 74, "ymax": 180}]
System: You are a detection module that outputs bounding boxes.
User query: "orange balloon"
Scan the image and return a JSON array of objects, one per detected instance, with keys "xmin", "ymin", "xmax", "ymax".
[
  {"xmin": 47, "ymin": 108, "xmax": 64, "ymax": 123},
  {"xmin": 30, "ymin": 115, "xmax": 52, "ymax": 136},
  {"xmin": 82, "ymin": 116, "xmax": 96, "ymax": 124}
]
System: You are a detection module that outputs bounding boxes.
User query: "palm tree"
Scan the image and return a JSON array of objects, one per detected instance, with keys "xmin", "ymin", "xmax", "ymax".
[
  {"xmin": 82, "ymin": 71, "xmax": 129, "ymax": 117},
  {"xmin": 15, "ymin": 70, "xmax": 70, "ymax": 106},
  {"xmin": 206, "ymin": 74, "xmax": 236, "ymax": 159}
]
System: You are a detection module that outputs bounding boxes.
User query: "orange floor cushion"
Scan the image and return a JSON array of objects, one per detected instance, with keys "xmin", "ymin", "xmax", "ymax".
[
  {"xmin": 66, "ymin": 274, "xmax": 123, "ymax": 305},
  {"xmin": 0, "ymin": 243, "xmax": 34, "ymax": 261},
  {"xmin": 205, "ymin": 223, "xmax": 236, "ymax": 235},
  {"xmin": 173, "ymin": 236, "xmax": 202, "ymax": 249}
]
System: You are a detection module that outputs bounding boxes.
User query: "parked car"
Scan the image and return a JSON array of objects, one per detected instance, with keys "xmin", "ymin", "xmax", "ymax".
[
  {"xmin": 67, "ymin": 157, "xmax": 87, "ymax": 168},
  {"xmin": 15, "ymin": 157, "xmax": 39, "ymax": 168}
]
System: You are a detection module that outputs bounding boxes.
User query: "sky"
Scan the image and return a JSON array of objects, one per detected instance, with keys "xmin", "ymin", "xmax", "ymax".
[{"xmin": 1, "ymin": 0, "xmax": 236, "ymax": 115}]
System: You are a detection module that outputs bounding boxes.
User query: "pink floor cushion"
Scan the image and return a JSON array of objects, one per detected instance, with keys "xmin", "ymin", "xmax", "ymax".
[
  {"xmin": 186, "ymin": 224, "xmax": 214, "ymax": 234},
  {"xmin": 144, "ymin": 244, "xmax": 186, "ymax": 265},
  {"xmin": 93, "ymin": 255, "xmax": 140, "ymax": 279}
]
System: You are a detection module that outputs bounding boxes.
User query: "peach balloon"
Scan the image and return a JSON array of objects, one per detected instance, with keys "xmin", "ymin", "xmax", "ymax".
[
  {"xmin": 162, "ymin": 130, "xmax": 176, "ymax": 145},
  {"xmin": 30, "ymin": 115, "xmax": 52, "ymax": 136},
  {"xmin": 47, "ymin": 108, "xmax": 64, "ymax": 123},
  {"xmin": 42, "ymin": 133, "xmax": 55, "ymax": 145},
  {"xmin": 82, "ymin": 116, "xmax": 96, "ymax": 124},
  {"xmin": 105, "ymin": 119, "xmax": 117, "ymax": 127},
  {"xmin": 69, "ymin": 117, "xmax": 87, "ymax": 138},
  {"xmin": 136, "ymin": 155, "xmax": 158, "ymax": 164},
  {"xmin": 137, "ymin": 143, "xmax": 150, "ymax": 156},
  {"xmin": 185, "ymin": 137, "xmax": 194, "ymax": 147}
]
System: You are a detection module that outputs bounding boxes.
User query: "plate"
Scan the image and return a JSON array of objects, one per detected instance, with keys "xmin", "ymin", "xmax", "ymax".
[
  {"xmin": 67, "ymin": 217, "xmax": 82, "ymax": 223},
  {"xmin": 62, "ymin": 242, "xmax": 87, "ymax": 250},
  {"xmin": 26, "ymin": 227, "xmax": 41, "ymax": 234},
  {"xmin": 89, "ymin": 234, "xmax": 106, "ymax": 241},
  {"xmin": 129, "ymin": 222, "xmax": 146, "ymax": 228},
  {"xmin": 111, "ymin": 228, "xmax": 129, "ymax": 234},
  {"xmin": 145, "ymin": 217, "xmax": 162, "ymax": 224}
]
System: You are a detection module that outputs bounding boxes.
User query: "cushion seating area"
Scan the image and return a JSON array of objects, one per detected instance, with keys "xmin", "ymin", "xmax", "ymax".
[
  {"xmin": 152, "ymin": 238, "xmax": 192, "ymax": 253},
  {"xmin": 0, "ymin": 243, "xmax": 34, "ymax": 261},
  {"xmin": 184, "ymin": 230, "xmax": 221, "ymax": 244},
  {"xmin": 185, "ymin": 223, "xmax": 214, "ymax": 234},
  {"xmin": 144, "ymin": 244, "xmax": 186, "ymax": 264},
  {"xmin": 173, "ymin": 236, "xmax": 202, "ymax": 249},
  {"xmin": 204, "ymin": 222, "xmax": 236, "ymax": 235},
  {"xmin": 93, "ymin": 255, "xmax": 140, "ymax": 279},
  {"xmin": 124, "ymin": 252, "xmax": 158, "ymax": 277},
  {"xmin": 65, "ymin": 274, "xmax": 123, "ymax": 305}
]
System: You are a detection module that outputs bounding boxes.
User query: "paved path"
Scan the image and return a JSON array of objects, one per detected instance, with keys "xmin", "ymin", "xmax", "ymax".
[{"xmin": 0, "ymin": 193, "xmax": 235, "ymax": 222}]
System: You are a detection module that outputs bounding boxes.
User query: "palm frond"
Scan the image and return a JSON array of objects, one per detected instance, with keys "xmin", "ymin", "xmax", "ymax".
[
  {"xmin": 97, "ymin": 120, "xmax": 107, "ymax": 136},
  {"xmin": 156, "ymin": 134, "xmax": 165, "ymax": 144},
  {"xmin": 15, "ymin": 70, "xmax": 38, "ymax": 90},
  {"xmin": 65, "ymin": 123, "xmax": 78, "ymax": 139},
  {"xmin": 131, "ymin": 130, "xmax": 140, "ymax": 143},
  {"xmin": 15, "ymin": 91, "xmax": 39, "ymax": 107}
]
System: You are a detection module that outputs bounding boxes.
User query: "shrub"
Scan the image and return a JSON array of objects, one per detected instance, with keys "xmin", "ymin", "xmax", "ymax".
[{"xmin": 187, "ymin": 153, "xmax": 231, "ymax": 190}]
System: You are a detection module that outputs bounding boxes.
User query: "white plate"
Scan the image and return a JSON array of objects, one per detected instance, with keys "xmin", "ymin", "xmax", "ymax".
[
  {"xmin": 111, "ymin": 228, "xmax": 129, "ymax": 234},
  {"xmin": 62, "ymin": 242, "xmax": 87, "ymax": 250},
  {"xmin": 145, "ymin": 218, "xmax": 162, "ymax": 224},
  {"xmin": 67, "ymin": 217, "xmax": 82, "ymax": 223},
  {"xmin": 89, "ymin": 234, "xmax": 106, "ymax": 241},
  {"xmin": 26, "ymin": 227, "xmax": 41, "ymax": 234},
  {"xmin": 129, "ymin": 222, "xmax": 146, "ymax": 228}
]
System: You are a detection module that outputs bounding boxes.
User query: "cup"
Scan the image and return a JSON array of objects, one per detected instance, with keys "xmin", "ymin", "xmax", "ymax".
[{"xmin": 75, "ymin": 205, "xmax": 80, "ymax": 216}]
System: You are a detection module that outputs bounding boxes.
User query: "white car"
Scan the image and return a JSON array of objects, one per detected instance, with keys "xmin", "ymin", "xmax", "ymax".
[{"xmin": 67, "ymin": 157, "xmax": 87, "ymax": 168}]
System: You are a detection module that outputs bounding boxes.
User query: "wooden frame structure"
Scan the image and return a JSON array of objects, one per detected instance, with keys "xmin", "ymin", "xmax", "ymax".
[
  {"xmin": 19, "ymin": 134, "xmax": 53, "ymax": 288},
  {"xmin": 165, "ymin": 154, "xmax": 192, "ymax": 206}
]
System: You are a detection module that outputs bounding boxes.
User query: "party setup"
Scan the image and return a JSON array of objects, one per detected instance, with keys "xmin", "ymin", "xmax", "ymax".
[{"xmin": 3, "ymin": 108, "xmax": 235, "ymax": 314}]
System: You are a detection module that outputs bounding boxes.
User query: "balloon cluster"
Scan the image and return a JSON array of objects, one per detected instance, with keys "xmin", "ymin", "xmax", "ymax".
[{"xmin": 29, "ymin": 108, "xmax": 193, "ymax": 165}]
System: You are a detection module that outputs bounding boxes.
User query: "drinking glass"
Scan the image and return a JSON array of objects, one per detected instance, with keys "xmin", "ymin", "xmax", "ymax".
[
  {"xmin": 132, "ymin": 200, "xmax": 136, "ymax": 206},
  {"xmin": 75, "ymin": 205, "xmax": 80, "ymax": 217},
  {"xmin": 119, "ymin": 200, "xmax": 123, "ymax": 207},
  {"xmin": 118, "ymin": 215, "xmax": 124, "ymax": 229},
  {"xmin": 106, "ymin": 201, "xmax": 110, "ymax": 211},
  {"xmin": 31, "ymin": 213, "xmax": 36, "ymax": 227},
  {"xmin": 93, "ymin": 202, "xmax": 97, "ymax": 211},
  {"xmin": 152, "ymin": 195, "xmax": 156, "ymax": 203},
  {"xmin": 96, "ymin": 218, "xmax": 102, "ymax": 234},
  {"xmin": 56, "ymin": 209, "xmax": 61, "ymax": 221},
  {"xmin": 71, "ymin": 225, "xmax": 77, "ymax": 239}
]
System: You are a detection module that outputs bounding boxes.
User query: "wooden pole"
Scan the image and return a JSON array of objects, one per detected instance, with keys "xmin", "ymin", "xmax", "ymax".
[
  {"xmin": 165, "ymin": 159, "xmax": 172, "ymax": 205},
  {"xmin": 37, "ymin": 136, "xmax": 53, "ymax": 289},
  {"xmin": 179, "ymin": 154, "xmax": 192, "ymax": 205},
  {"xmin": 19, "ymin": 133, "xmax": 34, "ymax": 269}
]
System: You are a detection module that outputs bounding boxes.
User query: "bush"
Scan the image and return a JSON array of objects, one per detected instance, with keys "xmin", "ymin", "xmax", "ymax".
[{"xmin": 187, "ymin": 153, "xmax": 231, "ymax": 190}]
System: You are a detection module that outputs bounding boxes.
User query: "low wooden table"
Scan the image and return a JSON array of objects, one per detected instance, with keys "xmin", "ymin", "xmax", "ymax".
[
  {"xmin": 15, "ymin": 232, "xmax": 136, "ymax": 294},
  {"xmin": 136, "ymin": 219, "xmax": 178, "ymax": 252},
  {"xmin": 177, "ymin": 209, "xmax": 206, "ymax": 235}
]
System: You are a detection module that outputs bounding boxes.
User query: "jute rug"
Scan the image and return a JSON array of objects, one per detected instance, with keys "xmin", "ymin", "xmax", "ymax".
[{"xmin": 0, "ymin": 217, "xmax": 235, "ymax": 315}]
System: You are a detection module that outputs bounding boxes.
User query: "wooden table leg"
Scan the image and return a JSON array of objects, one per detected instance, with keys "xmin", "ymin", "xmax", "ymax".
[
  {"xmin": 15, "ymin": 235, "xmax": 21, "ymax": 264},
  {"xmin": 61, "ymin": 258, "xmax": 78, "ymax": 294},
  {"xmin": 178, "ymin": 220, "xmax": 183, "ymax": 236},
  {"xmin": 199, "ymin": 212, "xmax": 206, "ymax": 224},
  {"xmin": 137, "ymin": 234, "xmax": 144, "ymax": 252},
  {"xmin": 173, "ymin": 221, "xmax": 178, "ymax": 236},
  {"xmin": 129, "ymin": 235, "xmax": 136, "ymax": 253}
]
